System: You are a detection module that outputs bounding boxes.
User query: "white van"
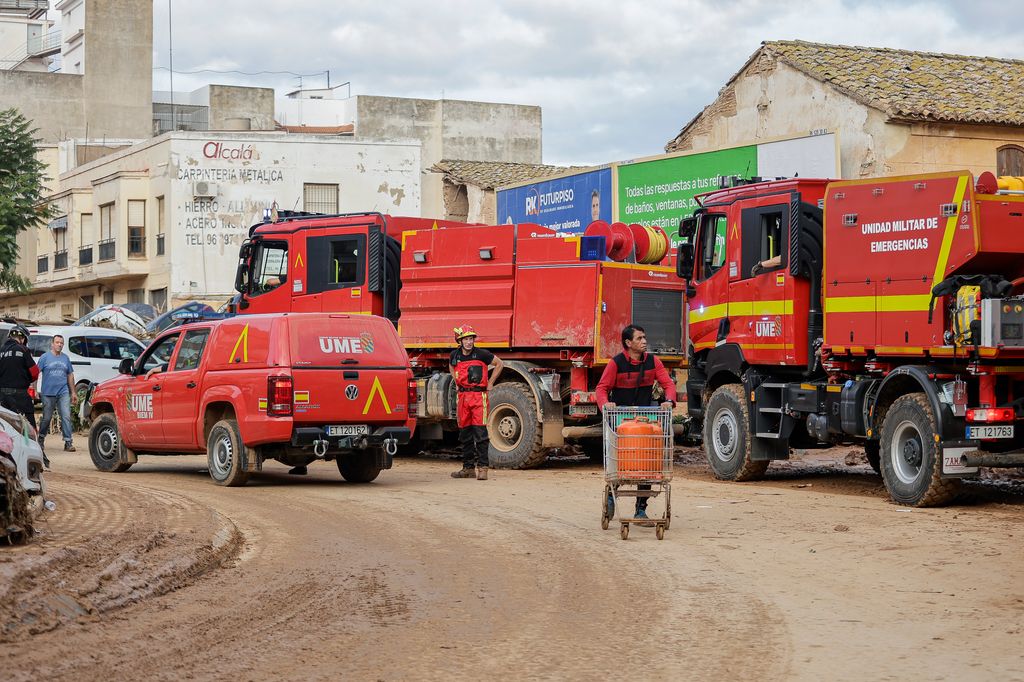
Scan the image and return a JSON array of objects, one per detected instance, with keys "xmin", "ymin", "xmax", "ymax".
[{"xmin": 27, "ymin": 325, "xmax": 146, "ymax": 394}]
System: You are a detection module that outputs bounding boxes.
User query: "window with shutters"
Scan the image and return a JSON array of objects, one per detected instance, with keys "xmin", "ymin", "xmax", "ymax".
[
  {"xmin": 303, "ymin": 183, "xmax": 339, "ymax": 214},
  {"xmin": 156, "ymin": 196, "xmax": 166, "ymax": 256},
  {"xmin": 99, "ymin": 203, "xmax": 115, "ymax": 261},
  {"xmin": 79, "ymin": 212, "xmax": 93, "ymax": 265},
  {"xmin": 127, "ymin": 288, "xmax": 145, "ymax": 304},
  {"xmin": 128, "ymin": 199, "xmax": 145, "ymax": 256},
  {"xmin": 997, "ymin": 145, "xmax": 1024, "ymax": 177}
]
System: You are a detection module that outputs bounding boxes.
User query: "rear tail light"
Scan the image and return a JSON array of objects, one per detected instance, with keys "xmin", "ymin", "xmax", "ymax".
[
  {"xmin": 267, "ymin": 376, "xmax": 293, "ymax": 416},
  {"xmin": 966, "ymin": 407, "xmax": 1015, "ymax": 423},
  {"xmin": 408, "ymin": 379, "xmax": 419, "ymax": 407}
]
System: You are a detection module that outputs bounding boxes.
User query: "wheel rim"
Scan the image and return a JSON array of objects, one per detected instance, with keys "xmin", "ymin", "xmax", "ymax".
[
  {"xmin": 711, "ymin": 406, "xmax": 739, "ymax": 463},
  {"xmin": 489, "ymin": 404, "xmax": 523, "ymax": 453},
  {"xmin": 210, "ymin": 431, "xmax": 234, "ymax": 478},
  {"xmin": 95, "ymin": 425, "xmax": 118, "ymax": 462},
  {"xmin": 891, "ymin": 419, "xmax": 925, "ymax": 484}
]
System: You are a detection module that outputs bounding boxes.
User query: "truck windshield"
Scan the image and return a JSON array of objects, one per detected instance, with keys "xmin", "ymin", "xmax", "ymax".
[{"xmin": 251, "ymin": 241, "xmax": 288, "ymax": 295}]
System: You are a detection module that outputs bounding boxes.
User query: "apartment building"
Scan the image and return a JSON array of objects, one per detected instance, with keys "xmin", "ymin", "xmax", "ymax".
[{"xmin": 4, "ymin": 131, "xmax": 420, "ymax": 323}]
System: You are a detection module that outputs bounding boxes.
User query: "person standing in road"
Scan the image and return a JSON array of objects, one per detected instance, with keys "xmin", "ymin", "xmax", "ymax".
[
  {"xmin": 37, "ymin": 334, "xmax": 78, "ymax": 454},
  {"xmin": 595, "ymin": 324, "xmax": 676, "ymax": 519},
  {"xmin": 0, "ymin": 325, "xmax": 42, "ymax": 464},
  {"xmin": 450, "ymin": 324, "xmax": 503, "ymax": 480}
]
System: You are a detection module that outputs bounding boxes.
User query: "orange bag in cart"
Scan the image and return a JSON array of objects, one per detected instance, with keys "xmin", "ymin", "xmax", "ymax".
[{"xmin": 616, "ymin": 417, "xmax": 663, "ymax": 477}]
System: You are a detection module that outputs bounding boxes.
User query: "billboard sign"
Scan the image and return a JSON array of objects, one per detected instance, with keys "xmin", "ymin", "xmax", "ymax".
[{"xmin": 497, "ymin": 167, "xmax": 612, "ymax": 235}]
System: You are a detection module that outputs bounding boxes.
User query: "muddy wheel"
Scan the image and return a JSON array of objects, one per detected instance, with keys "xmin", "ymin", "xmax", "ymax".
[
  {"xmin": 703, "ymin": 384, "xmax": 768, "ymax": 481},
  {"xmin": 601, "ymin": 486, "xmax": 613, "ymax": 530},
  {"xmin": 864, "ymin": 440, "xmax": 881, "ymax": 474},
  {"xmin": 620, "ymin": 523, "xmax": 629, "ymax": 540},
  {"xmin": 88, "ymin": 413, "xmax": 133, "ymax": 473},
  {"xmin": 337, "ymin": 449, "xmax": 383, "ymax": 483},
  {"xmin": 656, "ymin": 524, "xmax": 665, "ymax": 541},
  {"xmin": 486, "ymin": 382, "xmax": 545, "ymax": 469},
  {"xmin": 207, "ymin": 419, "xmax": 249, "ymax": 487},
  {"xmin": 879, "ymin": 393, "xmax": 960, "ymax": 507}
]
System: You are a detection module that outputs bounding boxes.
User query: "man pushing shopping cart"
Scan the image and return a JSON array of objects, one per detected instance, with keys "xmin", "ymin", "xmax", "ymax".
[{"xmin": 595, "ymin": 324, "xmax": 677, "ymax": 539}]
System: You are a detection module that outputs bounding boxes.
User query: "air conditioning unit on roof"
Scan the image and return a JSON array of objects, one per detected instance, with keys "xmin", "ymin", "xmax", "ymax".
[{"xmin": 193, "ymin": 181, "xmax": 218, "ymax": 198}]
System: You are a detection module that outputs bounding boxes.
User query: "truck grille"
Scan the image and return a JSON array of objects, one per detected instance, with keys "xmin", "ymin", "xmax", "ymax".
[{"xmin": 633, "ymin": 288, "xmax": 683, "ymax": 354}]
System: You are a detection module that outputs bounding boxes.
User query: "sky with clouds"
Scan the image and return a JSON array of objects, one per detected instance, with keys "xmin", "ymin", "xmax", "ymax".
[{"xmin": 149, "ymin": 0, "xmax": 1022, "ymax": 166}]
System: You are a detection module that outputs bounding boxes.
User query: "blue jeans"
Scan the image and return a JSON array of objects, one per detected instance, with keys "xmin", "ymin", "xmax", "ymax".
[{"xmin": 40, "ymin": 393, "xmax": 73, "ymax": 444}]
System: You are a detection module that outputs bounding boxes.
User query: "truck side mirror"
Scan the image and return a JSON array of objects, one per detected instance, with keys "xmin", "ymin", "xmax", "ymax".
[
  {"xmin": 676, "ymin": 242, "xmax": 694, "ymax": 281},
  {"xmin": 118, "ymin": 358, "xmax": 135, "ymax": 375},
  {"xmin": 234, "ymin": 242, "xmax": 252, "ymax": 294}
]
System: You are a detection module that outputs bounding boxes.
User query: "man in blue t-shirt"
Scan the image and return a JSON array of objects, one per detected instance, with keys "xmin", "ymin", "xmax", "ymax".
[{"xmin": 37, "ymin": 334, "xmax": 78, "ymax": 453}]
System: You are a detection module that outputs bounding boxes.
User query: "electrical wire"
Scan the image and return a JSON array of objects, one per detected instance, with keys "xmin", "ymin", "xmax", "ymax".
[{"xmin": 153, "ymin": 66, "xmax": 328, "ymax": 78}]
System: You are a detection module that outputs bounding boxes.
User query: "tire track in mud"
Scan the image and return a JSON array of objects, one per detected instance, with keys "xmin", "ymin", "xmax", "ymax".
[{"xmin": 0, "ymin": 473, "xmax": 242, "ymax": 646}]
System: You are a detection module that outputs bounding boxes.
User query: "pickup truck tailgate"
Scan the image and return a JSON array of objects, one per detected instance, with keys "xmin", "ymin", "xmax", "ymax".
[{"xmin": 287, "ymin": 315, "xmax": 412, "ymax": 425}]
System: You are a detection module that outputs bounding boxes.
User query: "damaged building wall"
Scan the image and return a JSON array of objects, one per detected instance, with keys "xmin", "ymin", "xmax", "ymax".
[{"xmin": 355, "ymin": 96, "xmax": 541, "ymax": 218}]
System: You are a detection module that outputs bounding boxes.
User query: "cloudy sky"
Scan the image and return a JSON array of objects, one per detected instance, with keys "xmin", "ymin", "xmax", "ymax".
[{"xmin": 150, "ymin": 0, "xmax": 1021, "ymax": 166}]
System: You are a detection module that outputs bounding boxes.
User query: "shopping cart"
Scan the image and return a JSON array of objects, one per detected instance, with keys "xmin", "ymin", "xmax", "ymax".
[{"xmin": 600, "ymin": 406, "xmax": 673, "ymax": 540}]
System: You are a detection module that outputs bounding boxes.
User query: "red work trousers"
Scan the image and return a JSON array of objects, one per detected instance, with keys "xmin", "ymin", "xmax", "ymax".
[{"xmin": 457, "ymin": 391, "xmax": 489, "ymax": 467}]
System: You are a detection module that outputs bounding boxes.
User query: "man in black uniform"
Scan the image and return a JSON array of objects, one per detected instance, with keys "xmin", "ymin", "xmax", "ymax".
[{"xmin": 0, "ymin": 325, "xmax": 43, "ymax": 465}]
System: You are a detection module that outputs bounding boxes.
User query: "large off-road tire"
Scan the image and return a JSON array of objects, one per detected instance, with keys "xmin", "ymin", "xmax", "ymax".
[
  {"xmin": 864, "ymin": 440, "xmax": 881, "ymax": 474},
  {"xmin": 207, "ymin": 419, "xmax": 249, "ymax": 487},
  {"xmin": 486, "ymin": 382, "xmax": 546, "ymax": 469},
  {"xmin": 88, "ymin": 413, "xmax": 133, "ymax": 473},
  {"xmin": 879, "ymin": 393, "xmax": 960, "ymax": 507},
  {"xmin": 703, "ymin": 384, "xmax": 769, "ymax": 482},
  {"xmin": 337, "ymin": 449, "xmax": 383, "ymax": 483}
]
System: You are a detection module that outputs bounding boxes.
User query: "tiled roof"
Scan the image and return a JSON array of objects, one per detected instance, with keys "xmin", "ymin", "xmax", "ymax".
[
  {"xmin": 764, "ymin": 40, "xmax": 1024, "ymax": 126},
  {"xmin": 430, "ymin": 160, "xmax": 588, "ymax": 190},
  {"xmin": 667, "ymin": 40, "xmax": 1024, "ymax": 151}
]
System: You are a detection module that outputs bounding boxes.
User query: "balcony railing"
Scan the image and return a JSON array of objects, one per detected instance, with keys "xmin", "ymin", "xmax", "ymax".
[
  {"xmin": 0, "ymin": 1, "xmax": 48, "ymax": 17},
  {"xmin": 156, "ymin": 233, "xmax": 165, "ymax": 256},
  {"xmin": 26, "ymin": 29, "xmax": 60, "ymax": 57},
  {"xmin": 98, "ymin": 238, "xmax": 115, "ymax": 262},
  {"xmin": 54, "ymin": 250, "xmax": 68, "ymax": 270},
  {"xmin": 128, "ymin": 233, "xmax": 145, "ymax": 257},
  {"xmin": 79, "ymin": 245, "xmax": 93, "ymax": 266},
  {"xmin": 37, "ymin": 255, "xmax": 48, "ymax": 274}
]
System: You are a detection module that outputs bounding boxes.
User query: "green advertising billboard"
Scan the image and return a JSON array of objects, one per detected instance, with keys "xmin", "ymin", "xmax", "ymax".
[{"xmin": 616, "ymin": 145, "xmax": 757, "ymax": 242}]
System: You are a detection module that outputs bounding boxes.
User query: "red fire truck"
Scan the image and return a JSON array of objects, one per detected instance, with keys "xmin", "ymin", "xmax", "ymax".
[
  {"xmin": 232, "ymin": 213, "xmax": 685, "ymax": 468},
  {"xmin": 676, "ymin": 170, "xmax": 1024, "ymax": 506}
]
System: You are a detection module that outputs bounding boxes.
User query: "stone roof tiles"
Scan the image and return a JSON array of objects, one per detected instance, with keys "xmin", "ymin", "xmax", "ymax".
[
  {"xmin": 430, "ymin": 160, "xmax": 587, "ymax": 190},
  {"xmin": 764, "ymin": 40, "xmax": 1024, "ymax": 126}
]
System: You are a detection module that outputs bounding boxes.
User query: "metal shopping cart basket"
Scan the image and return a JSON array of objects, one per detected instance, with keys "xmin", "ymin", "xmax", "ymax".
[{"xmin": 600, "ymin": 406, "xmax": 673, "ymax": 540}]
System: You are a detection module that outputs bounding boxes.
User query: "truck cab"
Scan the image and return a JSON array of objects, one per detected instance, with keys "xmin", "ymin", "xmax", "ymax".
[{"xmin": 86, "ymin": 312, "xmax": 416, "ymax": 486}]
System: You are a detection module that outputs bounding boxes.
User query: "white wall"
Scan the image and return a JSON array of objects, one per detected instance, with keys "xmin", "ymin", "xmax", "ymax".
[{"xmin": 275, "ymin": 97, "xmax": 357, "ymax": 127}]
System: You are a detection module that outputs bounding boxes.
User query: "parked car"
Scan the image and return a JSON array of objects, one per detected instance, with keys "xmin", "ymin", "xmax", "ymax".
[
  {"xmin": 27, "ymin": 325, "xmax": 147, "ymax": 398},
  {"xmin": 146, "ymin": 302, "xmax": 214, "ymax": 335},
  {"xmin": 0, "ymin": 405, "xmax": 46, "ymax": 539},
  {"xmin": 73, "ymin": 305, "xmax": 148, "ymax": 337}
]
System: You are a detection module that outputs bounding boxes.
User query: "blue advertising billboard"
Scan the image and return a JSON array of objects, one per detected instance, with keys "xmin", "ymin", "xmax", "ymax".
[{"xmin": 497, "ymin": 168, "xmax": 612, "ymax": 235}]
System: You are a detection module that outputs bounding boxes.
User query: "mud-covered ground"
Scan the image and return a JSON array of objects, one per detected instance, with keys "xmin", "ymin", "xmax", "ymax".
[{"xmin": 2, "ymin": 435, "xmax": 1023, "ymax": 680}]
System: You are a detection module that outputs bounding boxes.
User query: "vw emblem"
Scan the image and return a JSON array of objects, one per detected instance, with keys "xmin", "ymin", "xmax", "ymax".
[{"xmin": 345, "ymin": 384, "xmax": 359, "ymax": 400}]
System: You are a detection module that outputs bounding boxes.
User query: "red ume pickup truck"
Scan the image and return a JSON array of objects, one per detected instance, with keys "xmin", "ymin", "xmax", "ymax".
[{"xmin": 84, "ymin": 312, "xmax": 416, "ymax": 486}]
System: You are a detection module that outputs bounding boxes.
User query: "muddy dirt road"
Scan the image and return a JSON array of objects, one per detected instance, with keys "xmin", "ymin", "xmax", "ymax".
[{"xmin": 3, "ymin": 440, "xmax": 1024, "ymax": 681}]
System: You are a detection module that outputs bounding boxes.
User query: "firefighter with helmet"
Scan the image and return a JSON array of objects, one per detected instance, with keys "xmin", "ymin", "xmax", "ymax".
[
  {"xmin": 450, "ymin": 324, "xmax": 503, "ymax": 480},
  {"xmin": 0, "ymin": 325, "xmax": 43, "ymax": 465}
]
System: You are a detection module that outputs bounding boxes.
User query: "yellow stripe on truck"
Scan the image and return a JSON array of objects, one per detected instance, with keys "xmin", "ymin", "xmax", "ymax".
[
  {"xmin": 688, "ymin": 299, "xmax": 793, "ymax": 324},
  {"xmin": 824, "ymin": 294, "xmax": 933, "ymax": 314},
  {"xmin": 932, "ymin": 174, "xmax": 969, "ymax": 288}
]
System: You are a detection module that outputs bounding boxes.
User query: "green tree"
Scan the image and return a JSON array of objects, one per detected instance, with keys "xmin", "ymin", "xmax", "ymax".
[{"xmin": 0, "ymin": 108, "xmax": 52, "ymax": 294}]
